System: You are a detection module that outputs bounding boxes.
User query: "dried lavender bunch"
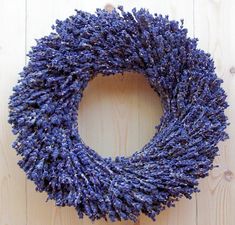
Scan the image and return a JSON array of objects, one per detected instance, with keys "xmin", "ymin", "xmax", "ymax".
[{"xmin": 8, "ymin": 6, "xmax": 229, "ymax": 222}]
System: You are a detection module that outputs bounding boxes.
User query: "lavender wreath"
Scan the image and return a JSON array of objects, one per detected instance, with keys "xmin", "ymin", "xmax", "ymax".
[{"xmin": 9, "ymin": 7, "xmax": 228, "ymax": 222}]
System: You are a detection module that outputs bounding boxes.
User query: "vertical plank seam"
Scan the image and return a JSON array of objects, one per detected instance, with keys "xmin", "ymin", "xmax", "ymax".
[
  {"xmin": 196, "ymin": 193, "xmax": 198, "ymax": 225},
  {"xmin": 193, "ymin": 1, "xmax": 199, "ymax": 225},
  {"xmin": 24, "ymin": 0, "xmax": 28, "ymax": 224}
]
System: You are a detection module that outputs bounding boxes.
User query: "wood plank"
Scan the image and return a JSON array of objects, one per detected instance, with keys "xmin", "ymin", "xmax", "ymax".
[
  {"xmin": 194, "ymin": 1, "xmax": 235, "ymax": 225},
  {"xmin": 79, "ymin": 72, "xmax": 162, "ymax": 158},
  {"xmin": 0, "ymin": 0, "xmax": 27, "ymax": 225}
]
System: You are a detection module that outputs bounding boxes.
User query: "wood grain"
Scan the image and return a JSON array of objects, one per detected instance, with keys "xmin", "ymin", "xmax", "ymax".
[
  {"xmin": 194, "ymin": 1, "xmax": 235, "ymax": 225},
  {"xmin": 0, "ymin": 0, "xmax": 27, "ymax": 225},
  {"xmin": 0, "ymin": 0, "xmax": 234, "ymax": 225},
  {"xmin": 78, "ymin": 72, "xmax": 162, "ymax": 158}
]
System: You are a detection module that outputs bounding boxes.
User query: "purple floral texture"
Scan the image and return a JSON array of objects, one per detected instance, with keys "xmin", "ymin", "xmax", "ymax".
[{"xmin": 8, "ymin": 6, "xmax": 229, "ymax": 222}]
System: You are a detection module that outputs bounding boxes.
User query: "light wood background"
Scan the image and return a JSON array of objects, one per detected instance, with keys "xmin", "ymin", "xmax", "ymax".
[{"xmin": 0, "ymin": 0, "xmax": 234, "ymax": 225}]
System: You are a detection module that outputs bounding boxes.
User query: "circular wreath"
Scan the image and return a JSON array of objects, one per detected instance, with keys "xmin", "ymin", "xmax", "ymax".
[{"xmin": 9, "ymin": 7, "xmax": 228, "ymax": 222}]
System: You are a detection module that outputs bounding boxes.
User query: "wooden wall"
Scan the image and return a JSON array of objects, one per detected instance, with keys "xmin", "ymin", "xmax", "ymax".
[{"xmin": 0, "ymin": 0, "xmax": 234, "ymax": 225}]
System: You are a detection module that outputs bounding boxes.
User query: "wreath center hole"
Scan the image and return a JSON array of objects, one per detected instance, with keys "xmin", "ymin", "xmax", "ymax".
[{"xmin": 77, "ymin": 72, "xmax": 163, "ymax": 158}]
